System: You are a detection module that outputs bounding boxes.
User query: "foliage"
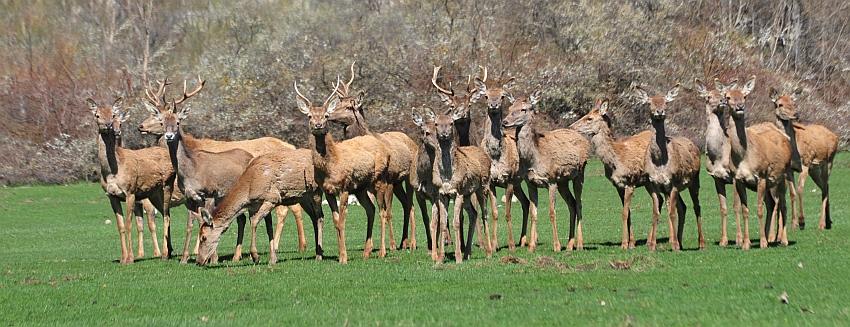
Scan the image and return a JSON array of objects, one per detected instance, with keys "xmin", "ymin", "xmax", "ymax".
[{"xmin": 1, "ymin": 0, "xmax": 849, "ymax": 184}]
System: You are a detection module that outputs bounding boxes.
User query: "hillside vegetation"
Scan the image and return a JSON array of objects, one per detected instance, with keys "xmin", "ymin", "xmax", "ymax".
[{"xmin": 1, "ymin": 0, "xmax": 848, "ymax": 185}]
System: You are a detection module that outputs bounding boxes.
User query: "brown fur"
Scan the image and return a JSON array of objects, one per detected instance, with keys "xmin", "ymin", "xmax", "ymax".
[
  {"xmin": 296, "ymin": 82, "xmax": 393, "ymax": 264},
  {"xmin": 474, "ymin": 74, "xmax": 530, "ymax": 251},
  {"xmin": 139, "ymin": 81, "xmax": 306, "ymax": 254},
  {"xmin": 432, "ymin": 107, "xmax": 493, "ymax": 262},
  {"xmin": 195, "ymin": 149, "xmax": 325, "ymax": 266},
  {"xmin": 724, "ymin": 76, "xmax": 792, "ymax": 249},
  {"xmin": 769, "ymin": 87, "xmax": 838, "ymax": 230},
  {"xmin": 635, "ymin": 84, "xmax": 704, "ymax": 251},
  {"xmin": 502, "ymin": 85, "xmax": 590, "ymax": 252},
  {"xmin": 87, "ymin": 97, "xmax": 180, "ymax": 264},
  {"xmin": 570, "ymin": 99, "xmax": 652, "ymax": 249}
]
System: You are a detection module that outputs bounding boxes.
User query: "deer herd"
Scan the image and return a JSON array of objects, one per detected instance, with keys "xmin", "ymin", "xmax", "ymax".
[{"xmin": 86, "ymin": 64, "xmax": 838, "ymax": 266}]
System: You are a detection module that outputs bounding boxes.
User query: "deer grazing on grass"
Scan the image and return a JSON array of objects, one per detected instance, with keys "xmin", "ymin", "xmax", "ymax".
[
  {"xmin": 194, "ymin": 148, "xmax": 325, "ymax": 266},
  {"xmin": 432, "ymin": 106, "xmax": 493, "ymax": 262},
  {"xmin": 722, "ymin": 76, "xmax": 792, "ymax": 249},
  {"xmin": 501, "ymin": 85, "xmax": 590, "ymax": 252},
  {"xmin": 140, "ymin": 77, "xmax": 306, "ymax": 255},
  {"xmin": 695, "ymin": 78, "xmax": 740, "ymax": 246},
  {"xmin": 296, "ymin": 79, "xmax": 393, "ymax": 264},
  {"xmin": 769, "ymin": 87, "xmax": 837, "ymax": 230},
  {"xmin": 570, "ymin": 98, "xmax": 652, "ymax": 250},
  {"xmin": 88, "ymin": 97, "xmax": 178, "ymax": 264},
  {"xmin": 634, "ymin": 84, "xmax": 704, "ymax": 251},
  {"xmin": 473, "ymin": 72, "xmax": 531, "ymax": 252},
  {"xmin": 328, "ymin": 62, "xmax": 418, "ymax": 250}
]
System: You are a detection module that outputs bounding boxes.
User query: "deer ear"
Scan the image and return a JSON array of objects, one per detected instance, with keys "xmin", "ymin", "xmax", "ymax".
[
  {"xmin": 468, "ymin": 89, "xmax": 483, "ymax": 104},
  {"xmin": 666, "ymin": 84, "xmax": 680, "ymax": 103},
  {"xmin": 599, "ymin": 99, "xmax": 609, "ymax": 116},
  {"xmin": 450, "ymin": 106, "xmax": 465, "ymax": 121},
  {"xmin": 411, "ymin": 107, "xmax": 424, "ymax": 127},
  {"xmin": 529, "ymin": 85, "xmax": 543, "ymax": 105},
  {"xmin": 118, "ymin": 108, "xmax": 132, "ymax": 123},
  {"xmin": 634, "ymin": 86, "xmax": 650, "ymax": 104},
  {"xmin": 695, "ymin": 79, "xmax": 708, "ymax": 97},
  {"xmin": 437, "ymin": 92, "xmax": 452, "ymax": 106},
  {"xmin": 504, "ymin": 88, "xmax": 516, "ymax": 104},
  {"xmin": 199, "ymin": 209, "xmax": 213, "ymax": 227},
  {"xmin": 143, "ymin": 102, "xmax": 161, "ymax": 119},
  {"xmin": 177, "ymin": 104, "xmax": 191, "ymax": 120},
  {"xmin": 503, "ymin": 77, "xmax": 515, "ymax": 91},
  {"xmin": 769, "ymin": 87, "xmax": 779, "ymax": 102},
  {"xmin": 474, "ymin": 77, "xmax": 487, "ymax": 95},
  {"xmin": 424, "ymin": 106, "xmax": 436, "ymax": 121},
  {"xmin": 713, "ymin": 78, "xmax": 727, "ymax": 94},
  {"xmin": 791, "ymin": 87, "xmax": 804, "ymax": 102},
  {"xmin": 296, "ymin": 96, "xmax": 311, "ymax": 115},
  {"xmin": 326, "ymin": 95, "xmax": 340, "ymax": 115},
  {"xmin": 112, "ymin": 97, "xmax": 124, "ymax": 111},
  {"xmin": 741, "ymin": 76, "xmax": 756, "ymax": 96},
  {"xmin": 86, "ymin": 98, "xmax": 99, "ymax": 114}
]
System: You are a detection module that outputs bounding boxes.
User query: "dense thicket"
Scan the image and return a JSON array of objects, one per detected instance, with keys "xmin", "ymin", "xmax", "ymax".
[{"xmin": 1, "ymin": 0, "xmax": 848, "ymax": 185}]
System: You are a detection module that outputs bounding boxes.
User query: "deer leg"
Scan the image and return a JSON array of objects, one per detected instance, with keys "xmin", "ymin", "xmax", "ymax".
[
  {"xmin": 810, "ymin": 164, "xmax": 831, "ymax": 229},
  {"xmin": 291, "ymin": 205, "xmax": 306, "ymax": 252},
  {"xmin": 453, "ymin": 195, "xmax": 465, "ymax": 263},
  {"xmin": 478, "ymin": 189, "xmax": 493, "ymax": 258},
  {"xmin": 143, "ymin": 199, "xmax": 161, "ymax": 257},
  {"xmin": 756, "ymin": 179, "xmax": 768, "ymax": 249},
  {"xmin": 303, "ymin": 192, "xmax": 324, "ymax": 260},
  {"xmin": 272, "ymin": 206, "xmax": 289, "ymax": 253},
  {"xmin": 688, "ymin": 182, "xmax": 705, "ymax": 250},
  {"xmin": 668, "ymin": 189, "xmax": 682, "ymax": 251},
  {"xmin": 572, "ymin": 172, "xmax": 585, "ymax": 250},
  {"xmin": 461, "ymin": 196, "xmax": 478, "ymax": 261},
  {"xmin": 513, "ymin": 183, "xmax": 531, "ymax": 250},
  {"xmin": 714, "ymin": 178, "xmax": 730, "ymax": 247},
  {"xmin": 557, "ymin": 182, "xmax": 576, "ymax": 251},
  {"xmin": 776, "ymin": 181, "xmax": 789, "ymax": 247},
  {"xmin": 429, "ymin": 197, "xmax": 441, "ymax": 261},
  {"xmin": 326, "ymin": 193, "xmax": 346, "ymax": 264},
  {"xmin": 133, "ymin": 202, "xmax": 146, "ymax": 258},
  {"xmin": 647, "ymin": 187, "xmax": 661, "ymax": 252},
  {"xmin": 349, "ymin": 190, "xmax": 373, "ymax": 260},
  {"xmin": 397, "ymin": 181, "xmax": 414, "ymax": 250},
  {"xmin": 546, "ymin": 183, "xmax": 561, "ymax": 252},
  {"xmin": 263, "ymin": 209, "xmax": 275, "ymax": 262},
  {"xmin": 619, "ymin": 187, "xmax": 635, "ymax": 249},
  {"xmin": 794, "ymin": 165, "xmax": 810, "ymax": 229},
  {"xmin": 381, "ymin": 183, "xmax": 395, "ymax": 253},
  {"xmin": 122, "ymin": 193, "xmax": 137, "ymax": 263},
  {"xmin": 232, "ymin": 213, "xmax": 247, "ymax": 262},
  {"xmin": 473, "ymin": 194, "xmax": 485, "ymax": 249},
  {"xmin": 733, "ymin": 181, "xmax": 746, "ymax": 247},
  {"xmin": 416, "ymin": 192, "xmax": 433, "ymax": 255},
  {"xmin": 109, "ymin": 197, "xmax": 129, "ymax": 264},
  {"xmin": 526, "ymin": 183, "xmax": 540, "ymax": 253},
  {"xmin": 250, "ymin": 202, "xmax": 275, "ymax": 264}
]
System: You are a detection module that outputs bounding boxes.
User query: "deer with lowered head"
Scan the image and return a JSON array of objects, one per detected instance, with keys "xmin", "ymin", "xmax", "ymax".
[
  {"xmin": 634, "ymin": 84, "xmax": 704, "ymax": 251},
  {"xmin": 569, "ymin": 98, "xmax": 652, "ymax": 250},
  {"xmin": 501, "ymin": 85, "xmax": 590, "ymax": 252},
  {"xmin": 296, "ymin": 79, "xmax": 393, "ymax": 264},
  {"xmin": 194, "ymin": 148, "xmax": 325, "ymax": 266},
  {"xmin": 769, "ymin": 87, "xmax": 837, "ymax": 231},
  {"xmin": 88, "ymin": 97, "xmax": 179, "ymax": 264},
  {"xmin": 722, "ymin": 76, "xmax": 792, "ymax": 249},
  {"xmin": 473, "ymin": 72, "xmax": 531, "ymax": 252},
  {"xmin": 327, "ymin": 62, "xmax": 418, "ymax": 251},
  {"xmin": 432, "ymin": 105, "xmax": 493, "ymax": 262},
  {"xmin": 695, "ymin": 78, "xmax": 740, "ymax": 246},
  {"xmin": 139, "ymin": 77, "xmax": 306, "ymax": 255}
]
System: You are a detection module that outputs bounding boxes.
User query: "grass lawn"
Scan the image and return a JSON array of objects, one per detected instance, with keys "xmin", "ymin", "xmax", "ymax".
[{"xmin": 1, "ymin": 154, "xmax": 849, "ymax": 326}]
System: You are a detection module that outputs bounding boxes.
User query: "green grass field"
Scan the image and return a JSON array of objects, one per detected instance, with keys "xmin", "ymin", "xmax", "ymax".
[{"xmin": 2, "ymin": 154, "xmax": 849, "ymax": 326}]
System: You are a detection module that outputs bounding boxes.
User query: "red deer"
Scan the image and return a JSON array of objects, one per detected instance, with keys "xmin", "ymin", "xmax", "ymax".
[
  {"xmin": 501, "ymin": 84, "xmax": 590, "ymax": 252},
  {"xmin": 296, "ymin": 79, "xmax": 393, "ymax": 264},
  {"xmin": 410, "ymin": 106, "xmax": 444, "ymax": 254},
  {"xmin": 87, "ymin": 97, "xmax": 178, "ymax": 264},
  {"xmin": 722, "ymin": 76, "xmax": 792, "ymax": 249},
  {"xmin": 569, "ymin": 98, "xmax": 652, "ymax": 249},
  {"xmin": 634, "ymin": 84, "xmax": 704, "ymax": 251}
]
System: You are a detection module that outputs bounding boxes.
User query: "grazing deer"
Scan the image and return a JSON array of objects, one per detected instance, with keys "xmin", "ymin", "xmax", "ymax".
[
  {"xmin": 474, "ymin": 73, "xmax": 531, "ymax": 251},
  {"xmin": 296, "ymin": 79, "xmax": 393, "ymax": 264},
  {"xmin": 501, "ymin": 85, "xmax": 590, "ymax": 252},
  {"xmin": 194, "ymin": 148, "xmax": 325, "ymax": 266},
  {"xmin": 410, "ymin": 106, "xmax": 447, "ymax": 255},
  {"xmin": 328, "ymin": 62, "xmax": 417, "ymax": 250},
  {"xmin": 569, "ymin": 98, "xmax": 652, "ymax": 250},
  {"xmin": 140, "ymin": 77, "xmax": 306, "ymax": 255},
  {"xmin": 769, "ymin": 87, "xmax": 837, "ymax": 230},
  {"xmin": 695, "ymin": 78, "xmax": 740, "ymax": 246},
  {"xmin": 723, "ymin": 76, "xmax": 792, "ymax": 249},
  {"xmin": 88, "ymin": 97, "xmax": 178, "ymax": 264},
  {"xmin": 634, "ymin": 84, "xmax": 704, "ymax": 251},
  {"xmin": 432, "ymin": 106, "xmax": 493, "ymax": 262}
]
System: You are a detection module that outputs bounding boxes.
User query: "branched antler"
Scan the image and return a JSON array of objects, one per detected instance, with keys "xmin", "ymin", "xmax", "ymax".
[
  {"xmin": 174, "ymin": 75, "xmax": 206, "ymax": 105},
  {"xmin": 145, "ymin": 77, "xmax": 170, "ymax": 107},
  {"xmin": 431, "ymin": 66, "xmax": 454, "ymax": 96}
]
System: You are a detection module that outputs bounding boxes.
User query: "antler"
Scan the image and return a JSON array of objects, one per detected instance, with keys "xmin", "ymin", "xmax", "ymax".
[
  {"xmin": 294, "ymin": 81, "xmax": 312, "ymax": 107},
  {"xmin": 467, "ymin": 65, "xmax": 488, "ymax": 93},
  {"xmin": 145, "ymin": 76, "xmax": 170, "ymax": 107},
  {"xmin": 173, "ymin": 75, "xmax": 206, "ymax": 105},
  {"xmin": 325, "ymin": 76, "xmax": 341, "ymax": 105},
  {"xmin": 337, "ymin": 61, "xmax": 356, "ymax": 97},
  {"xmin": 431, "ymin": 66, "xmax": 454, "ymax": 96}
]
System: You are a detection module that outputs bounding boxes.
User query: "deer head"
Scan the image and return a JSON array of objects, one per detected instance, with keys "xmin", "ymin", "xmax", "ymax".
[
  {"xmin": 86, "ymin": 97, "xmax": 129, "ymax": 134},
  {"xmin": 569, "ymin": 98, "xmax": 611, "ymax": 137},
  {"xmin": 474, "ymin": 68, "xmax": 515, "ymax": 115},
  {"xmin": 142, "ymin": 76, "xmax": 205, "ymax": 143},
  {"xmin": 770, "ymin": 87, "xmax": 803, "ymax": 123},
  {"xmin": 695, "ymin": 78, "xmax": 729, "ymax": 116},
  {"xmin": 195, "ymin": 208, "xmax": 225, "ymax": 266},
  {"xmin": 723, "ymin": 75, "xmax": 756, "ymax": 119},
  {"xmin": 432, "ymin": 65, "xmax": 485, "ymax": 120},
  {"xmin": 501, "ymin": 85, "xmax": 543, "ymax": 128},
  {"xmin": 434, "ymin": 105, "xmax": 465, "ymax": 144},
  {"xmin": 295, "ymin": 78, "xmax": 342, "ymax": 136},
  {"xmin": 328, "ymin": 62, "xmax": 366, "ymax": 126},
  {"xmin": 412, "ymin": 106, "xmax": 438, "ymax": 150},
  {"xmin": 635, "ymin": 84, "xmax": 680, "ymax": 121},
  {"xmin": 139, "ymin": 76, "xmax": 205, "ymax": 136}
]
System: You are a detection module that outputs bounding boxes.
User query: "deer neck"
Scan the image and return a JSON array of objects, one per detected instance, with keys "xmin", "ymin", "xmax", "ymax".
[
  {"xmin": 515, "ymin": 119, "xmax": 539, "ymax": 168},
  {"xmin": 589, "ymin": 124, "xmax": 622, "ymax": 170},
  {"xmin": 415, "ymin": 143, "xmax": 437, "ymax": 185},
  {"xmin": 455, "ymin": 118, "xmax": 472, "ymax": 147},
  {"xmin": 777, "ymin": 118, "xmax": 802, "ymax": 169},
  {"xmin": 482, "ymin": 111, "xmax": 504, "ymax": 156},
  {"xmin": 435, "ymin": 137, "xmax": 457, "ymax": 193},
  {"xmin": 98, "ymin": 131, "xmax": 121, "ymax": 177},
  {"xmin": 343, "ymin": 112, "xmax": 370, "ymax": 139},
  {"xmin": 648, "ymin": 119, "xmax": 669, "ymax": 164},
  {"xmin": 727, "ymin": 115, "xmax": 748, "ymax": 165},
  {"xmin": 166, "ymin": 126, "xmax": 197, "ymax": 176},
  {"xmin": 705, "ymin": 110, "xmax": 728, "ymax": 162},
  {"xmin": 310, "ymin": 131, "xmax": 337, "ymax": 173}
]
